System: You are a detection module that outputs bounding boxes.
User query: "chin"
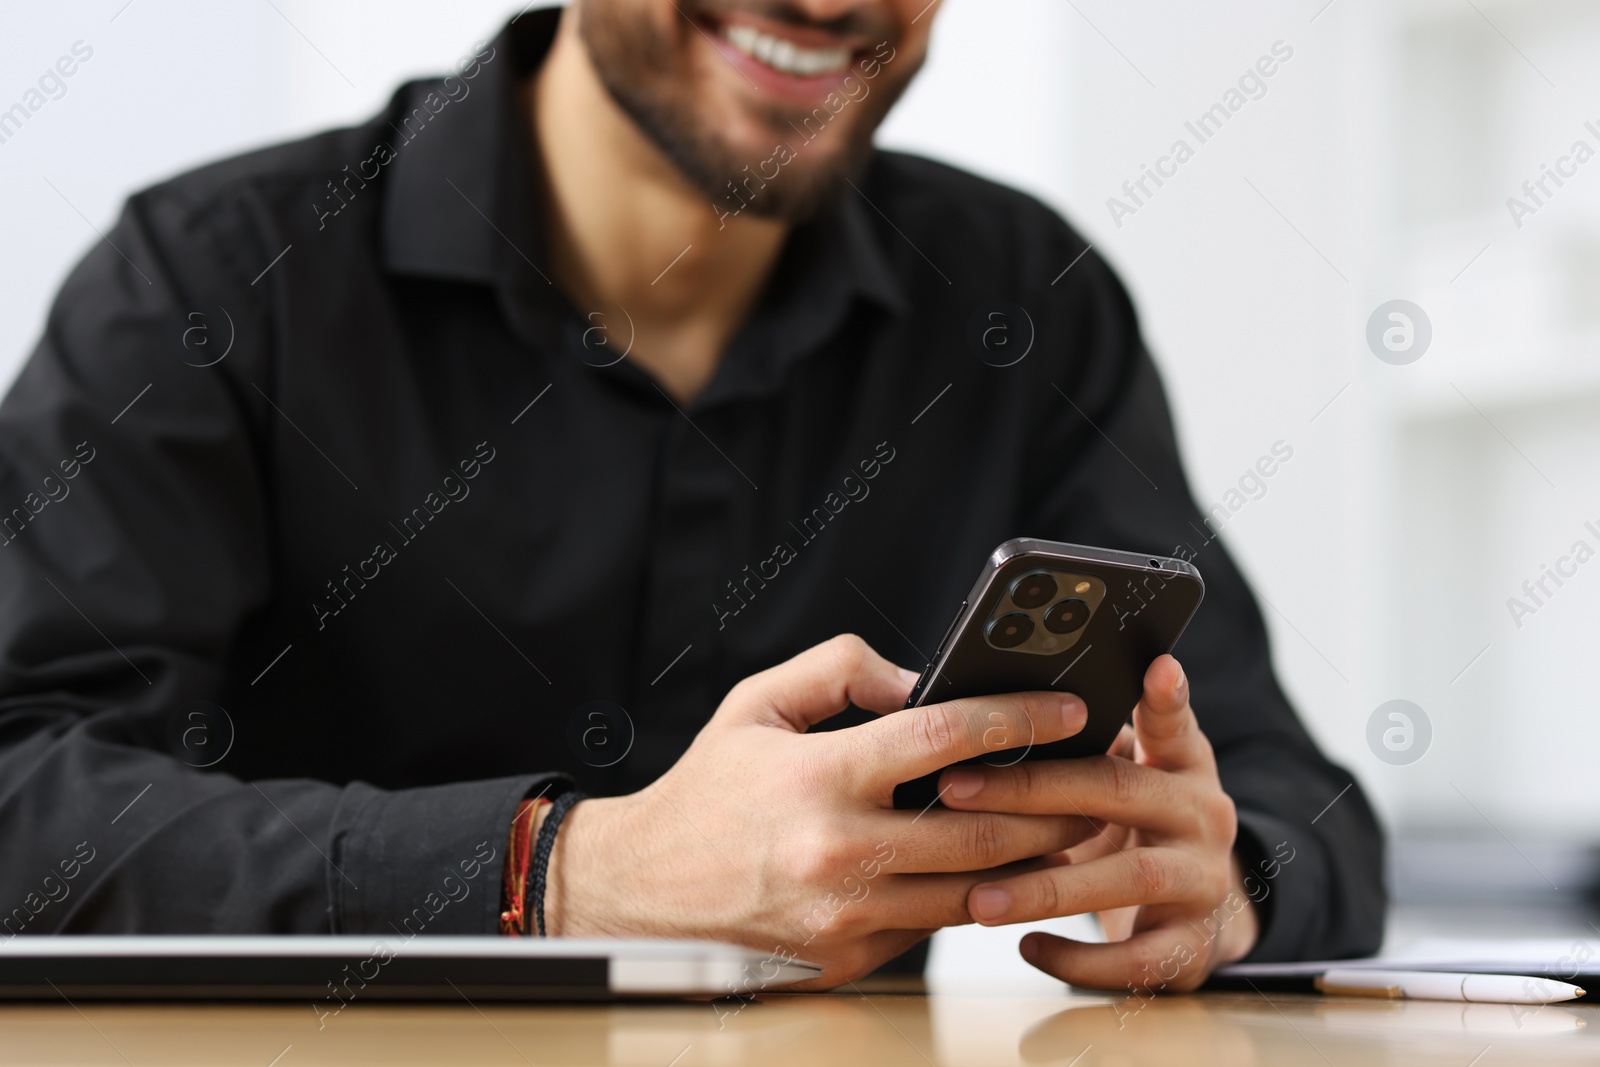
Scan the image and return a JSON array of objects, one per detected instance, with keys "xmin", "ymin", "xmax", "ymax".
[{"xmin": 577, "ymin": 0, "xmax": 909, "ymax": 220}]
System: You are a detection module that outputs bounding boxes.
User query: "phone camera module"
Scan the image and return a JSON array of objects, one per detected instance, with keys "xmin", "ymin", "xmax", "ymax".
[
  {"xmin": 984, "ymin": 568, "xmax": 1103, "ymax": 655},
  {"xmin": 1009, "ymin": 572, "xmax": 1057, "ymax": 610},
  {"xmin": 1043, "ymin": 598, "xmax": 1090, "ymax": 634},
  {"xmin": 987, "ymin": 612, "xmax": 1035, "ymax": 648}
]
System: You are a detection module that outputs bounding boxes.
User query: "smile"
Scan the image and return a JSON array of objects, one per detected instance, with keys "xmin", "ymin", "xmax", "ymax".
[{"xmin": 721, "ymin": 23, "xmax": 853, "ymax": 77}]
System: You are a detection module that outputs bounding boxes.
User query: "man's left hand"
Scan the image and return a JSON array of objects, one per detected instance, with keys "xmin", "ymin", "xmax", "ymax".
[{"xmin": 937, "ymin": 654, "xmax": 1259, "ymax": 991}]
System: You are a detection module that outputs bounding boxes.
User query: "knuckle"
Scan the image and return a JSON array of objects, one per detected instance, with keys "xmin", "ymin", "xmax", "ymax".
[
  {"xmin": 1013, "ymin": 763, "xmax": 1048, "ymax": 808},
  {"xmin": 1002, "ymin": 698, "xmax": 1038, "ymax": 748},
  {"xmin": 963, "ymin": 812, "xmax": 1008, "ymax": 869},
  {"xmin": 821, "ymin": 904, "xmax": 868, "ymax": 941},
  {"xmin": 815, "ymin": 837, "xmax": 856, "ymax": 881},
  {"xmin": 1029, "ymin": 872, "xmax": 1065, "ymax": 919},
  {"xmin": 1133, "ymin": 850, "xmax": 1171, "ymax": 900},
  {"xmin": 913, "ymin": 703, "xmax": 963, "ymax": 761},
  {"xmin": 1105, "ymin": 755, "xmax": 1140, "ymax": 806},
  {"xmin": 827, "ymin": 633, "xmax": 870, "ymax": 674},
  {"xmin": 784, "ymin": 829, "xmax": 848, "ymax": 886},
  {"xmin": 779, "ymin": 846, "xmax": 822, "ymax": 887},
  {"xmin": 842, "ymin": 902, "xmax": 878, "ymax": 938},
  {"xmin": 721, "ymin": 676, "xmax": 753, "ymax": 709},
  {"xmin": 1028, "ymin": 691, "xmax": 1064, "ymax": 738},
  {"xmin": 1013, "ymin": 694, "xmax": 1047, "ymax": 739},
  {"xmin": 1204, "ymin": 790, "xmax": 1238, "ymax": 838},
  {"xmin": 1126, "ymin": 939, "xmax": 1163, "ymax": 981}
]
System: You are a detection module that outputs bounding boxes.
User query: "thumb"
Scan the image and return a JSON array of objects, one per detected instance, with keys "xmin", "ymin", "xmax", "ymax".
[
  {"xmin": 719, "ymin": 634, "xmax": 919, "ymax": 732},
  {"xmin": 1132, "ymin": 654, "xmax": 1213, "ymax": 772}
]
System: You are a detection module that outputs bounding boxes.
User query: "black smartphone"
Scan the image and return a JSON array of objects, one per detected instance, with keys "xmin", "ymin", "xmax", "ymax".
[{"xmin": 892, "ymin": 537, "xmax": 1204, "ymax": 810}]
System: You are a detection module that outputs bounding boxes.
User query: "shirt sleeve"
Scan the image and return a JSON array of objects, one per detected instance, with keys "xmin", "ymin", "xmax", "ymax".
[
  {"xmin": 0, "ymin": 184, "xmax": 566, "ymax": 937},
  {"xmin": 1013, "ymin": 234, "xmax": 1385, "ymax": 963}
]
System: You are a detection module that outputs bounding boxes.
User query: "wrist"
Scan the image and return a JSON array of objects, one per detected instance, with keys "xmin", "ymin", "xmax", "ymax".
[
  {"xmin": 544, "ymin": 789, "xmax": 767, "ymax": 944},
  {"xmin": 542, "ymin": 794, "xmax": 632, "ymax": 938}
]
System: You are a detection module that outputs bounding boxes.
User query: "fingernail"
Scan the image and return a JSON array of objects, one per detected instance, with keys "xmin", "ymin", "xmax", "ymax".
[
  {"xmin": 1062, "ymin": 695, "xmax": 1087, "ymax": 732},
  {"xmin": 1019, "ymin": 934, "xmax": 1040, "ymax": 963},
  {"xmin": 1174, "ymin": 661, "xmax": 1188, "ymax": 696},
  {"xmin": 898, "ymin": 667, "xmax": 920, "ymax": 687},
  {"xmin": 971, "ymin": 886, "xmax": 1011, "ymax": 921},
  {"xmin": 943, "ymin": 767, "xmax": 983, "ymax": 800}
]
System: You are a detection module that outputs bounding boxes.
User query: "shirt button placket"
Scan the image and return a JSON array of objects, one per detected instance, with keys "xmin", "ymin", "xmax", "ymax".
[{"xmin": 626, "ymin": 408, "xmax": 737, "ymax": 788}]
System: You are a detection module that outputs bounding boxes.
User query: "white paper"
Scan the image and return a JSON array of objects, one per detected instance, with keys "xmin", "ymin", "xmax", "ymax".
[{"xmin": 1218, "ymin": 936, "xmax": 1599, "ymax": 979}]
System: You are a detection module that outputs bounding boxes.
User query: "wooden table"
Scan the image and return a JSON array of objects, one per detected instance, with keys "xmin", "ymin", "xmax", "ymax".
[{"xmin": 2, "ymin": 982, "xmax": 1592, "ymax": 1065}]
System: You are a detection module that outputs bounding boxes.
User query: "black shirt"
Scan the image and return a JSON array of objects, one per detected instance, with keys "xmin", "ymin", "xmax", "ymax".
[{"xmin": 0, "ymin": 10, "xmax": 1381, "ymax": 961}]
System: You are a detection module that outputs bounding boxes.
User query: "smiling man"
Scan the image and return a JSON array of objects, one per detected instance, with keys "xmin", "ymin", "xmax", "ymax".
[{"xmin": 0, "ymin": 2, "xmax": 1383, "ymax": 991}]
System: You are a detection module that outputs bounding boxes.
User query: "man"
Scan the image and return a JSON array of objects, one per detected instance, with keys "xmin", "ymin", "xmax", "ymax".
[{"xmin": 0, "ymin": 2, "xmax": 1382, "ymax": 991}]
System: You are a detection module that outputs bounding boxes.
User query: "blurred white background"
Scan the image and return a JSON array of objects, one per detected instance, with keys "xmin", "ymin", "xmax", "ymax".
[{"xmin": 4, "ymin": 0, "xmax": 1596, "ymax": 978}]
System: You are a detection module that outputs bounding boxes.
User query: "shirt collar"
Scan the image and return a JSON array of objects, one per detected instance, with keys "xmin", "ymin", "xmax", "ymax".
[
  {"xmin": 378, "ymin": 8, "xmax": 908, "ymax": 391},
  {"xmin": 829, "ymin": 182, "xmax": 910, "ymax": 318},
  {"xmin": 379, "ymin": 10, "xmax": 555, "ymax": 300}
]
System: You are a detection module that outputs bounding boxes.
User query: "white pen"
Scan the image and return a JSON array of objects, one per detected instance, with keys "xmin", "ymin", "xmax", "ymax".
[{"xmin": 1315, "ymin": 969, "xmax": 1586, "ymax": 1004}]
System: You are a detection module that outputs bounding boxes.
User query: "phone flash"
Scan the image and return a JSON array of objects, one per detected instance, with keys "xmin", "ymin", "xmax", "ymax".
[{"xmin": 1074, "ymin": 581, "xmax": 1090, "ymax": 593}]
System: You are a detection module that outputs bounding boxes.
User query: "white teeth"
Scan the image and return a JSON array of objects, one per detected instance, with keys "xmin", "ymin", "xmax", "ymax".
[{"xmin": 723, "ymin": 23, "xmax": 850, "ymax": 77}]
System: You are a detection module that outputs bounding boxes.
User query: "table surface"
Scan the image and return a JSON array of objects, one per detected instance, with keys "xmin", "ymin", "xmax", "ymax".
[{"xmin": 3, "ymin": 981, "xmax": 1593, "ymax": 1067}]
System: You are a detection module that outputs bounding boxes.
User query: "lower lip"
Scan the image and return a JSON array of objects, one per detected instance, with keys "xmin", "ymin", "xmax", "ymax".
[{"xmin": 702, "ymin": 27, "xmax": 860, "ymax": 106}]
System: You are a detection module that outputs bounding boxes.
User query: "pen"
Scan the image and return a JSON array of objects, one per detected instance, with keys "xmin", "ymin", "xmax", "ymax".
[{"xmin": 1314, "ymin": 969, "xmax": 1586, "ymax": 1004}]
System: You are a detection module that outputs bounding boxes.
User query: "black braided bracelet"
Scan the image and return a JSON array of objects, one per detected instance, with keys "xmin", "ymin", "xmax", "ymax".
[{"xmin": 529, "ymin": 790, "xmax": 585, "ymax": 937}]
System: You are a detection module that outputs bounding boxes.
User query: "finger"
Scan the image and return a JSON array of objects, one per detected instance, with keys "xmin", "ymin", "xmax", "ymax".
[
  {"xmin": 937, "ymin": 755, "xmax": 1197, "ymax": 834},
  {"xmin": 865, "ymin": 808, "xmax": 1098, "ymax": 874},
  {"xmin": 883, "ymin": 862, "xmax": 1096, "ymax": 925},
  {"xmin": 847, "ymin": 691, "xmax": 1087, "ymax": 797},
  {"xmin": 875, "ymin": 875, "xmax": 983, "ymax": 930},
  {"xmin": 816, "ymin": 872, "xmax": 994, "ymax": 932},
  {"xmin": 724, "ymin": 634, "xmax": 918, "ymax": 731},
  {"xmin": 1019, "ymin": 925, "xmax": 1216, "ymax": 993},
  {"xmin": 1109, "ymin": 724, "xmax": 1135, "ymax": 760},
  {"xmin": 1132, "ymin": 655, "xmax": 1213, "ymax": 773},
  {"xmin": 965, "ymin": 847, "xmax": 1206, "ymax": 926}
]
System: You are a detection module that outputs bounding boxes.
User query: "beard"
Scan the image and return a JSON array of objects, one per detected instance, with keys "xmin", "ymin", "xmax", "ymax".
[{"xmin": 575, "ymin": 0, "xmax": 918, "ymax": 222}]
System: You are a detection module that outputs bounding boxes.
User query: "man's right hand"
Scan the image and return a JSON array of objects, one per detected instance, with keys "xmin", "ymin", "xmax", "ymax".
[{"xmin": 543, "ymin": 634, "xmax": 1091, "ymax": 989}]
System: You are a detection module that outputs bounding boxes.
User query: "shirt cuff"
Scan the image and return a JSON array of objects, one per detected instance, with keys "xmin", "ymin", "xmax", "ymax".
[
  {"xmin": 327, "ymin": 773, "xmax": 572, "ymax": 936},
  {"xmin": 1232, "ymin": 807, "xmax": 1330, "ymax": 963}
]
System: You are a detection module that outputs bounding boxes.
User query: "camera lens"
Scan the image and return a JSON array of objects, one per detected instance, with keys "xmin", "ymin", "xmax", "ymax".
[
  {"xmin": 1010, "ymin": 571, "xmax": 1057, "ymax": 610},
  {"xmin": 987, "ymin": 612, "xmax": 1034, "ymax": 648},
  {"xmin": 1043, "ymin": 598, "xmax": 1090, "ymax": 634}
]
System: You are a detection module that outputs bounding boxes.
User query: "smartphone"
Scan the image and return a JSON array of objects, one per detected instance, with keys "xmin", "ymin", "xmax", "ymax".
[{"xmin": 892, "ymin": 537, "xmax": 1204, "ymax": 810}]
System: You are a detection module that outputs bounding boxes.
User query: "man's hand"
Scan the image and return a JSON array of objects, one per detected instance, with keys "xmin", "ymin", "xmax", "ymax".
[
  {"xmin": 543, "ymin": 635, "xmax": 1096, "ymax": 989},
  {"xmin": 938, "ymin": 654, "xmax": 1259, "ymax": 991}
]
